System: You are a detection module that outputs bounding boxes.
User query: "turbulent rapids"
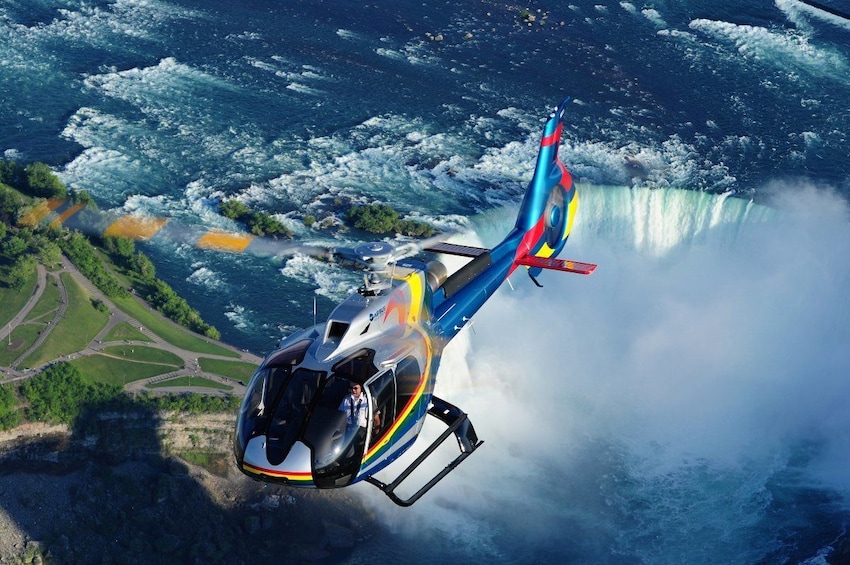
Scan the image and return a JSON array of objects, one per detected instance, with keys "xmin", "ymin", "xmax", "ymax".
[{"xmin": 3, "ymin": 0, "xmax": 850, "ymax": 561}]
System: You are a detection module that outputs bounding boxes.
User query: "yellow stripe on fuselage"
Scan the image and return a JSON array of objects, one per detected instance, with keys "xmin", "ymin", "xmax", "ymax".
[
  {"xmin": 403, "ymin": 271, "xmax": 424, "ymax": 325},
  {"xmin": 364, "ymin": 328, "xmax": 432, "ymax": 462}
]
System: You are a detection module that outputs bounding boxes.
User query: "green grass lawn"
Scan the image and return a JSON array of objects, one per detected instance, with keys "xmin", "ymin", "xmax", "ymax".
[
  {"xmin": 0, "ymin": 262, "xmax": 38, "ymax": 330},
  {"xmin": 0, "ymin": 324, "xmax": 42, "ymax": 367},
  {"xmin": 147, "ymin": 376, "xmax": 233, "ymax": 390},
  {"xmin": 197, "ymin": 357, "xmax": 257, "ymax": 381},
  {"xmin": 69, "ymin": 354, "xmax": 179, "ymax": 386},
  {"xmin": 101, "ymin": 345, "xmax": 183, "ymax": 367},
  {"xmin": 1, "ymin": 275, "xmax": 62, "ymax": 367},
  {"xmin": 102, "ymin": 321, "xmax": 153, "ymax": 343},
  {"xmin": 110, "ymin": 292, "xmax": 239, "ymax": 358},
  {"xmin": 19, "ymin": 273, "xmax": 109, "ymax": 369},
  {"xmin": 22, "ymin": 276, "xmax": 61, "ymax": 323}
]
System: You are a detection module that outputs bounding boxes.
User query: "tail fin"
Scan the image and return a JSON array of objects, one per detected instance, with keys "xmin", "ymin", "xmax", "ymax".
[{"xmin": 512, "ymin": 98, "xmax": 594, "ymax": 280}]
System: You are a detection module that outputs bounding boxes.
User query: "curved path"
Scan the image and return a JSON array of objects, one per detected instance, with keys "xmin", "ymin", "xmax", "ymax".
[
  {"xmin": 1, "ymin": 256, "xmax": 260, "ymax": 397},
  {"xmin": 0, "ymin": 264, "xmax": 48, "ymax": 345}
]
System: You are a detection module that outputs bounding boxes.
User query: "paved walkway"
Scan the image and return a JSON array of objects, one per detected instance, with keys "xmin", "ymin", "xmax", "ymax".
[{"xmin": 1, "ymin": 256, "xmax": 260, "ymax": 397}]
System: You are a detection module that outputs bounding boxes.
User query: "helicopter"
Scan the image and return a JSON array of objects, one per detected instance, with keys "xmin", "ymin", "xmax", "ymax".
[
  {"xmin": 18, "ymin": 98, "xmax": 595, "ymax": 506},
  {"xmin": 232, "ymin": 98, "xmax": 596, "ymax": 506}
]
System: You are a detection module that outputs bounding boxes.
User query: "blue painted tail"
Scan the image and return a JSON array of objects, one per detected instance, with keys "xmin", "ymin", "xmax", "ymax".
[{"xmin": 510, "ymin": 98, "xmax": 591, "ymax": 279}]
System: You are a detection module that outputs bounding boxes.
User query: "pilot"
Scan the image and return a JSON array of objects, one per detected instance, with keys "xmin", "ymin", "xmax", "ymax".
[{"xmin": 339, "ymin": 383, "xmax": 369, "ymax": 429}]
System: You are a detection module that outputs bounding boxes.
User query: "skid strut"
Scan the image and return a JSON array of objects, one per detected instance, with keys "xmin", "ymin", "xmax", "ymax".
[{"xmin": 365, "ymin": 396, "xmax": 483, "ymax": 507}]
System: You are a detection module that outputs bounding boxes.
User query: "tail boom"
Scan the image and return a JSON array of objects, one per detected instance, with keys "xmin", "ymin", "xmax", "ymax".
[{"xmin": 429, "ymin": 98, "xmax": 594, "ymax": 339}]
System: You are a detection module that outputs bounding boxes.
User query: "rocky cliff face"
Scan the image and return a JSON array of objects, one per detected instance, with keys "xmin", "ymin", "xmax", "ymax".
[{"xmin": 0, "ymin": 412, "xmax": 375, "ymax": 563}]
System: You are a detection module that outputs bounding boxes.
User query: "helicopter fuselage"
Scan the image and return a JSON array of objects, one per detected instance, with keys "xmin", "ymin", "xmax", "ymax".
[{"xmin": 234, "ymin": 259, "xmax": 452, "ymax": 489}]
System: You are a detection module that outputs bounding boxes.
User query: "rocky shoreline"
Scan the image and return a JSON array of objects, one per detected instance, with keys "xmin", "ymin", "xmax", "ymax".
[{"xmin": 0, "ymin": 414, "xmax": 376, "ymax": 563}]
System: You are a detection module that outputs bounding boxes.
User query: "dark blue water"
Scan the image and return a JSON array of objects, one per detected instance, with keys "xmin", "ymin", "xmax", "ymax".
[{"xmin": 3, "ymin": 1, "xmax": 850, "ymax": 562}]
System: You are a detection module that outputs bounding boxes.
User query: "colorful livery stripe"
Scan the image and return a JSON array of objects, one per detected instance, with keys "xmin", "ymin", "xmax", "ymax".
[
  {"xmin": 362, "ymin": 329, "xmax": 433, "ymax": 466},
  {"xmin": 241, "ymin": 463, "xmax": 314, "ymax": 484}
]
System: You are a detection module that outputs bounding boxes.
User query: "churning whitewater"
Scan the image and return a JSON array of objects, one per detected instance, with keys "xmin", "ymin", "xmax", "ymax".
[{"xmin": 2, "ymin": 0, "xmax": 850, "ymax": 562}]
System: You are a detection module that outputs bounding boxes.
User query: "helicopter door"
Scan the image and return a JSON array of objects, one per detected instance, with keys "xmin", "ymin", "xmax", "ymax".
[{"xmin": 365, "ymin": 369, "xmax": 396, "ymax": 443}]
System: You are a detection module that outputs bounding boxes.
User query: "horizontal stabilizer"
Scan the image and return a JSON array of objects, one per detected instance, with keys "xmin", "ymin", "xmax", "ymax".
[
  {"xmin": 515, "ymin": 255, "xmax": 597, "ymax": 275},
  {"xmin": 424, "ymin": 242, "xmax": 489, "ymax": 258}
]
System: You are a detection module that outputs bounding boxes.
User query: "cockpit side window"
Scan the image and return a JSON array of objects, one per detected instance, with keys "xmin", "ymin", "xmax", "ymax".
[
  {"xmin": 307, "ymin": 376, "xmax": 369, "ymax": 488},
  {"xmin": 366, "ymin": 370, "xmax": 396, "ymax": 440},
  {"xmin": 331, "ymin": 348, "xmax": 378, "ymax": 384},
  {"xmin": 396, "ymin": 356, "xmax": 422, "ymax": 414},
  {"xmin": 236, "ymin": 365, "xmax": 290, "ymax": 450},
  {"xmin": 265, "ymin": 338, "xmax": 313, "ymax": 367}
]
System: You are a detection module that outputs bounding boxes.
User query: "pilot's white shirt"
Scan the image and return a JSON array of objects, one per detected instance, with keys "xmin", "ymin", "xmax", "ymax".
[{"xmin": 339, "ymin": 394, "xmax": 368, "ymax": 428}]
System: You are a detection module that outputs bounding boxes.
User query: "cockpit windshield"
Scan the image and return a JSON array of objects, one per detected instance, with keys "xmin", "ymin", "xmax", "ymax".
[
  {"xmin": 234, "ymin": 339, "xmax": 314, "ymax": 460},
  {"xmin": 235, "ymin": 342, "xmax": 384, "ymax": 487}
]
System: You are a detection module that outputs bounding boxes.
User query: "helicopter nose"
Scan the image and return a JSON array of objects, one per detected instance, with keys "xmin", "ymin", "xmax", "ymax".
[{"xmin": 239, "ymin": 437, "xmax": 314, "ymax": 485}]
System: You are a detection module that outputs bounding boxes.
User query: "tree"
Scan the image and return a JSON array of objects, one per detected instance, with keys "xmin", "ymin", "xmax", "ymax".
[
  {"xmin": 36, "ymin": 237, "xmax": 62, "ymax": 267},
  {"xmin": 0, "ymin": 185, "xmax": 22, "ymax": 225},
  {"xmin": 26, "ymin": 162, "xmax": 66, "ymax": 198},
  {"xmin": 220, "ymin": 199, "xmax": 250, "ymax": 220},
  {"xmin": 345, "ymin": 204, "xmax": 399, "ymax": 234},
  {"xmin": 8, "ymin": 255, "xmax": 36, "ymax": 290},
  {"xmin": 2, "ymin": 235, "xmax": 27, "ymax": 258},
  {"xmin": 60, "ymin": 231, "xmax": 126, "ymax": 298},
  {"xmin": 72, "ymin": 188, "xmax": 95, "ymax": 207},
  {"xmin": 247, "ymin": 212, "xmax": 291, "ymax": 237},
  {"xmin": 102, "ymin": 235, "xmax": 135, "ymax": 263},
  {"xmin": 19, "ymin": 362, "xmax": 120, "ymax": 425},
  {"xmin": 0, "ymin": 384, "xmax": 20, "ymax": 431},
  {"xmin": 0, "ymin": 160, "xmax": 24, "ymax": 187},
  {"xmin": 129, "ymin": 251, "xmax": 156, "ymax": 281}
]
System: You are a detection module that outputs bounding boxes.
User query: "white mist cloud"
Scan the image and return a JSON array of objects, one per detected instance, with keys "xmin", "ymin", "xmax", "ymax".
[{"xmin": 357, "ymin": 183, "xmax": 850, "ymax": 563}]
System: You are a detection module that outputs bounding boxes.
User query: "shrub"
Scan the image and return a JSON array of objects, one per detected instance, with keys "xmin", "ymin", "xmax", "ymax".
[{"xmin": 26, "ymin": 162, "xmax": 66, "ymax": 198}]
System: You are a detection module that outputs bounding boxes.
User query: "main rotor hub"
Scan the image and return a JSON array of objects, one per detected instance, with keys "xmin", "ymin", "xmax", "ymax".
[{"xmin": 353, "ymin": 241, "xmax": 395, "ymax": 271}]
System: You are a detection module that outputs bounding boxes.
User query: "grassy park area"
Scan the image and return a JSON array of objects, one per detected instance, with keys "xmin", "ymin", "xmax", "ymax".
[
  {"xmin": 110, "ymin": 291, "xmax": 239, "ymax": 358},
  {"xmin": 69, "ymin": 354, "xmax": 178, "ymax": 387},
  {"xmin": 148, "ymin": 376, "xmax": 233, "ymax": 391},
  {"xmin": 198, "ymin": 357, "xmax": 257, "ymax": 381},
  {"xmin": 103, "ymin": 321, "xmax": 153, "ymax": 343},
  {"xmin": 1, "ymin": 171, "xmax": 259, "ymax": 398},
  {"xmin": 20, "ymin": 273, "xmax": 109, "ymax": 369},
  {"xmin": 0, "ymin": 261, "xmax": 38, "ymax": 329}
]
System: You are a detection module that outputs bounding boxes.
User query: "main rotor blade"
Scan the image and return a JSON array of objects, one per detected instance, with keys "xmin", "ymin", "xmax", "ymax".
[{"xmin": 20, "ymin": 197, "xmax": 336, "ymax": 259}]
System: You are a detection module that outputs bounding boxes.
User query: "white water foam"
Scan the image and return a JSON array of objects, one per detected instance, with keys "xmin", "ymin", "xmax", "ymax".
[
  {"xmin": 357, "ymin": 183, "xmax": 850, "ymax": 563},
  {"xmin": 689, "ymin": 18, "xmax": 850, "ymax": 84},
  {"xmin": 186, "ymin": 264, "xmax": 225, "ymax": 291}
]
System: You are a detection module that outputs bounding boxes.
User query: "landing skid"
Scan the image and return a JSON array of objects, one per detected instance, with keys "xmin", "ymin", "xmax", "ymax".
[{"xmin": 364, "ymin": 396, "xmax": 483, "ymax": 507}]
